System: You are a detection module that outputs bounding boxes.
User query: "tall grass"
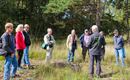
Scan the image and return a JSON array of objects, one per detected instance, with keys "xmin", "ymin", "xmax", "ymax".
[{"xmin": 28, "ymin": 37, "xmax": 130, "ymax": 80}]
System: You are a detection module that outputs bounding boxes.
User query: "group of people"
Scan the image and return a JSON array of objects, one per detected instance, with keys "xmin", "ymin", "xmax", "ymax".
[
  {"xmin": 43, "ymin": 25, "xmax": 126, "ymax": 78},
  {"xmin": 1, "ymin": 23, "xmax": 31, "ymax": 80},
  {"xmin": 0, "ymin": 22, "xmax": 126, "ymax": 80}
]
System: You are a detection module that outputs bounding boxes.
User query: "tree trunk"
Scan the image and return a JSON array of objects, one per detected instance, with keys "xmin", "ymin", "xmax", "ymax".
[
  {"xmin": 96, "ymin": 0, "xmax": 101, "ymax": 28},
  {"xmin": 125, "ymin": 0, "xmax": 129, "ymax": 41}
]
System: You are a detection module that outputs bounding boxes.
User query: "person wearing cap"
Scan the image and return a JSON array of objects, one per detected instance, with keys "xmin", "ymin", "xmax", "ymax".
[
  {"xmin": 1, "ymin": 23, "xmax": 18, "ymax": 80},
  {"xmin": 86, "ymin": 25, "xmax": 104, "ymax": 78},
  {"xmin": 79, "ymin": 29, "xmax": 90, "ymax": 61},
  {"xmin": 113, "ymin": 29, "xmax": 126, "ymax": 67}
]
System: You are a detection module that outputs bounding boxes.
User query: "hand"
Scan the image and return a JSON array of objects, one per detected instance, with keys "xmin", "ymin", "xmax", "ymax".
[{"xmin": 11, "ymin": 53, "xmax": 14, "ymax": 58}]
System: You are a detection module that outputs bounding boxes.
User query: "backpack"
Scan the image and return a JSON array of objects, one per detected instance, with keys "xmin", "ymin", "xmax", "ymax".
[{"xmin": 0, "ymin": 37, "xmax": 7, "ymax": 56}]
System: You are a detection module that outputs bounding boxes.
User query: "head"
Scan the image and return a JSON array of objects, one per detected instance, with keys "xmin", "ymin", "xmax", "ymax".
[
  {"xmin": 100, "ymin": 31, "xmax": 104, "ymax": 36},
  {"xmin": 71, "ymin": 29, "xmax": 76, "ymax": 36},
  {"xmin": 16, "ymin": 24, "xmax": 24, "ymax": 32},
  {"xmin": 47, "ymin": 28, "xmax": 52, "ymax": 35},
  {"xmin": 84, "ymin": 29, "xmax": 89, "ymax": 35},
  {"xmin": 24, "ymin": 24, "xmax": 30, "ymax": 32},
  {"xmin": 5, "ymin": 23, "xmax": 14, "ymax": 33},
  {"xmin": 91, "ymin": 25, "xmax": 98, "ymax": 33},
  {"xmin": 113, "ymin": 29, "xmax": 119, "ymax": 36}
]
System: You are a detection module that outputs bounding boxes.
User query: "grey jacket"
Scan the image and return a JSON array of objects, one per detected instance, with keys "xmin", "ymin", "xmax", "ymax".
[
  {"xmin": 113, "ymin": 35, "xmax": 124, "ymax": 49},
  {"xmin": 86, "ymin": 32, "xmax": 103, "ymax": 55},
  {"xmin": 1, "ymin": 32, "xmax": 16, "ymax": 55}
]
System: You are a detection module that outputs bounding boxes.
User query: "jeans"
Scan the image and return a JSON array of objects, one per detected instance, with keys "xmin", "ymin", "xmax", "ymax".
[
  {"xmin": 89, "ymin": 54, "xmax": 101, "ymax": 75},
  {"xmin": 115, "ymin": 48, "xmax": 125, "ymax": 66},
  {"xmin": 17, "ymin": 49, "xmax": 24, "ymax": 67},
  {"xmin": 4, "ymin": 55, "xmax": 18, "ymax": 80},
  {"xmin": 23, "ymin": 46, "xmax": 30, "ymax": 65},
  {"xmin": 68, "ymin": 48, "xmax": 76, "ymax": 62}
]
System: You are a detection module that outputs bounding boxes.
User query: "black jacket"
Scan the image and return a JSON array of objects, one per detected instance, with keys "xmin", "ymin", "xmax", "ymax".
[{"xmin": 23, "ymin": 31, "xmax": 31, "ymax": 46}]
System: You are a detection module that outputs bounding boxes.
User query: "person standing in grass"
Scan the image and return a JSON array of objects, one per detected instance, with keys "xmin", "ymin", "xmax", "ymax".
[
  {"xmin": 15, "ymin": 24, "xmax": 26, "ymax": 70},
  {"xmin": 66, "ymin": 29, "xmax": 77, "ymax": 62},
  {"xmin": 1, "ymin": 23, "xmax": 18, "ymax": 80},
  {"xmin": 44, "ymin": 28, "xmax": 55, "ymax": 63},
  {"xmin": 99, "ymin": 31, "xmax": 106, "ymax": 61},
  {"xmin": 86, "ymin": 25, "xmax": 104, "ymax": 78},
  {"xmin": 79, "ymin": 29, "xmax": 90, "ymax": 61},
  {"xmin": 113, "ymin": 29, "xmax": 126, "ymax": 67},
  {"xmin": 22, "ymin": 24, "xmax": 32, "ymax": 69}
]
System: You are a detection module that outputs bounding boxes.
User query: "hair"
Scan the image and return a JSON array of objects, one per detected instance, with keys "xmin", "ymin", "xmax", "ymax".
[
  {"xmin": 91, "ymin": 25, "xmax": 98, "ymax": 32},
  {"xmin": 5, "ymin": 23, "xmax": 13, "ymax": 30},
  {"xmin": 16, "ymin": 24, "xmax": 23, "ymax": 32},
  {"xmin": 47, "ymin": 28, "xmax": 52, "ymax": 32},
  {"xmin": 24, "ymin": 24, "xmax": 29, "ymax": 28}
]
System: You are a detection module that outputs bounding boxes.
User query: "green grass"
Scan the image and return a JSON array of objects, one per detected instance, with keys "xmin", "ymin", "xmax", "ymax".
[{"xmin": 0, "ymin": 37, "xmax": 130, "ymax": 80}]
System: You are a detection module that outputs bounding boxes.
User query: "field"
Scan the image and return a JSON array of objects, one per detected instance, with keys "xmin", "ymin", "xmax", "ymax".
[{"xmin": 0, "ymin": 37, "xmax": 130, "ymax": 80}]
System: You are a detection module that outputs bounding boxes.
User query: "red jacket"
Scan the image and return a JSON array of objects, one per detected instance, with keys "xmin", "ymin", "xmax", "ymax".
[{"xmin": 15, "ymin": 31, "xmax": 26, "ymax": 50}]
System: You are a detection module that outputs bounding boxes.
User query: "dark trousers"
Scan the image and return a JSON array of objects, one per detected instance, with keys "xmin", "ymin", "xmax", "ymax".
[
  {"xmin": 17, "ymin": 49, "xmax": 24, "ymax": 67},
  {"xmin": 101, "ymin": 48, "xmax": 105, "ymax": 60},
  {"xmin": 82, "ymin": 46, "xmax": 88, "ymax": 61},
  {"xmin": 89, "ymin": 54, "xmax": 101, "ymax": 75}
]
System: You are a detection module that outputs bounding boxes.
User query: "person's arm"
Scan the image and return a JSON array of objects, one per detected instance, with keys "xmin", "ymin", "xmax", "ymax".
[
  {"xmin": 2, "ymin": 35, "xmax": 13, "ymax": 54},
  {"xmin": 79, "ymin": 34, "xmax": 83, "ymax": 40},
  {"xmin": 66, "ymin": 35, "xmax": 70, "ymax": 49},
  {"xmin": 121, "ymin": 36, "xmax": 124, "ymax": 47},
  {"xmin": 86, "ymin": 35, "xmax": 92, "ymax": 48},
  {"xmin": 44, "ymin": 35, "xmax": 50, "ymax": 45},
  {"xmin": 50, "ymin": 35, "xmax": 55, "ymax": 44}
]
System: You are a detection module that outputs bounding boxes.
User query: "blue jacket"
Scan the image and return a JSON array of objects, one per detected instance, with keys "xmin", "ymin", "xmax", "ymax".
[
  {"xmin": 113, "ymin": 35, "xmax": 124, "ymax": 49},
  {"xmin": 79, "ymin": 34, "xmax": 84, "ymax": 48},
  {"xmin": 1, "ymin": 32, "xmax": 16, "ymax": 55}
]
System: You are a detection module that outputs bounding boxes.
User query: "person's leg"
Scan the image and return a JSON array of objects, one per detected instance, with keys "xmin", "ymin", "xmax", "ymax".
[
  {"xmin": 82, "ymin": 46, "xmax": 87, "ymax": 61},
  {"xmin": 11, "ymin": 55, "xmax": 18, "ymax": 77},
  {"xmin": 23, "ymin": 46, "xmax": 30, "ymax": 65},
  {"xmin": 71, "ymin": 48, "xmax": 75, "ymax": 62},
  {"xmin": 49, "ymin": 48, "xmax": 53, "ymax": 61},
  {"xmin": 89, "ymin": 54, "xmax": 94, "ymax": 76},
  {"xmin": 23, "ymin": 48, "xmax": 27, "ymax": 65},
  {"xmin": 67, "ymin": 50, "xmax": 71, "ymax": 62},
  {"xmin": 17, "ymin": 50, "xmax": 24, "ymax": 67},
  {"xmin": 45, "ymin": 48, "xmax": 52, "ymax": 63},
  {"xmin": 95, "ymin": 55, "xmax": 101, "ymax": 76},
  {"xmin": 118, "ymin": 48, "xmax": 125, "ymax": 67},
  {"xmin": 114, "ymin": 49, "xmax": 119, "ymax": 65},
  {"xmin": 4, "ymin": 56, "xmax": 12, "ymax": 80}
]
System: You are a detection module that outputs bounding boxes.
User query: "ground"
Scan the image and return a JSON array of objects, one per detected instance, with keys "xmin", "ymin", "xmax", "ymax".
[{"xmin": 0, "ymin": 39, "xmax": 130, "ymax": 80}]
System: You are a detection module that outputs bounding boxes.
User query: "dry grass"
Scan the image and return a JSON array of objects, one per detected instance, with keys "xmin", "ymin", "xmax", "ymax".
[{"xmin": 0, "ymin": 37, "xmax": 130, "ymax": 80}]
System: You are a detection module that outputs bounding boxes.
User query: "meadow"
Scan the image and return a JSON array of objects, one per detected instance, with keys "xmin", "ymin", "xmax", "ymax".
[{"xmin": 0, "ymin": 37, "xmax": 130, "ymax": 80}]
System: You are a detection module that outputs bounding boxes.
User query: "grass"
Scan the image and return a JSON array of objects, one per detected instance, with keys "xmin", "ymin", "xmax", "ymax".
[{"xmin": 0, "ymin": 37, "xmax": 130, "ymax": 80}]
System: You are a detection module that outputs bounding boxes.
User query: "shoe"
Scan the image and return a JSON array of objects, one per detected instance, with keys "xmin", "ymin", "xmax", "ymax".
[
  {"xmin": 17, "ymin": 67, "xmax": 24, "ymax": 70},
  {"xmin": 27, "ymin": 65, "xmax": 34, "ymax": 69},
  {"xmin": 89, "ymin": 74, "xmax": 94, "ymax": 79},
  {"xmin": 96, "ymin": 74, "xmax": 101, "ymax": 78},
  {"xmin": 11, "ymin": 74, "xmax": 20, "ymax": 78}
]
